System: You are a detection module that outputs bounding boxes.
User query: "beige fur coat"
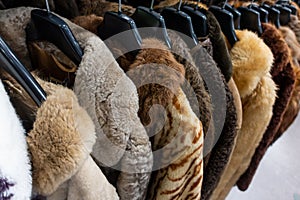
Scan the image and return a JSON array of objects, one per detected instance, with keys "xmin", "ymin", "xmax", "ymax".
[{"xmin": 211, "ymin": 30, "xmax": 277, "ymax": 200}]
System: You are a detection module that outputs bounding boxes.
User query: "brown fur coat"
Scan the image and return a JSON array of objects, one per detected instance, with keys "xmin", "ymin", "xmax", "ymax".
[
  {"xmin": 190, "ymin": 45, "xmax": 238, "ymax": 200},
  {"xmin": 273, "ymin": 27, "xmax": 300, "ymax": 144},
  {"xmin": 122, "ymin": 38, "xmax": 204, "ymax": 200},
  {"xmin": 237, "ymin": 23, "xmax": 296, "ymax": 191},
  {"xmin": 211, "ymin": 30, "xmax": 277, "ymax": 200}
]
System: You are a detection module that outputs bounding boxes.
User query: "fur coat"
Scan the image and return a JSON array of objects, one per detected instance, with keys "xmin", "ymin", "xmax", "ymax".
[
  {"xmin": 288, "ymin": 15, "xmax": 300, "ymax": 45},
  {"xmin": 211, "ymin": 30, "xmax": 277, "ymax": 200},
  {"xmin": 0, "ymin": 70, "xmax": 119, "ymax": 200},
  {"xmin": 122, "ymin": 38, "xmax": 204, "ymax": 200},
  {"xmin": 237, "ymin": 23, "xmax": 296, "ymax": 191},
  {"xmin": 167, "ymin": 31, "xmax": 214, "ymax": 165},
  {"xmin": 0, "ymin": 7, "xmax": 152, "ymax": 200},
  {"xmin": 0, "ymin": 79, "xmax": 32, "ymax": 200},
  {"xmin": 273, "ymin": 27, "xmax": 300, "ymax": 144},
  {"xmin": 190, "ymin": 45, "xmax": 238, "ymax": 200}
]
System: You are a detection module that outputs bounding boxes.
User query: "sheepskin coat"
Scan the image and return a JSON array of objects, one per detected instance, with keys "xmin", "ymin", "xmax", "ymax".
[
  {"xmin": 190, "ymin": 45, "xmax": 238, "ymax": 200},
  {"xmin": 211, "ymin": 30, "xmax": 277, "ymax": 200},
  {"xmin": 0, "ymin": 79, "xmax": 32, "ymax": 200},
  {"xmin": 121, "ymin": 38, "xmax": 204, "ymax": 200},
  {"xmin": 237, "ymin": 23, "xmax": 296, "ymax": 191},
  {"xmin": 0, "ymin": 7, "xmax": 152, "ymax": 200}
]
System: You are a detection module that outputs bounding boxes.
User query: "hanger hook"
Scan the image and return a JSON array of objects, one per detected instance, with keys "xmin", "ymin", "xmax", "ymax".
[
  {"xmin": 150, "ymin": 0, "xmax": 155, "ymax": 10},
  {"xmin": 222, "ymin": 0, "xmax": 228, "ymax": 9},
  {"xmin": 195, "ymin": 0, "xmax": 201, "ymax": 10},
  {"xmin": 177, "ymin": 0, "xmax": 183, "ymax": 11},
  {"xmin": 249, "ymin": 0, "xmax": 255, "ymax": 8},
  {"xmin": 118, "ymin": 0, "xmax": 122, "ymax": 14},
  {"xmin": 45, "ymin": 0, "xmax": 51, "ymax": 13}
]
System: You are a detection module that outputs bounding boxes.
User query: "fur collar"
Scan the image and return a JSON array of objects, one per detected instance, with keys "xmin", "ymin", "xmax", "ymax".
[
  {"xmin": 230, "ymin": 30, "xmax": 274, "ymax": 98},
  {"xmin": 0, "ymin": 80, "xmax": 32, "ymax": 200}
]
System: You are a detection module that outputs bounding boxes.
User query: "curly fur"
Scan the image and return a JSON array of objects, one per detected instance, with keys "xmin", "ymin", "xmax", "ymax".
[
  {"xmin": 211, "ymin": 30, "xmax": 277, "ymax": 200},
  {"xmin": 237, "ymin": 23, "xmax": 296, "ymax": 191},
  {"xmin": 0, "ymin": 79, "xmax": 32, "ymax": 200},
  {"xmin": 190, "ymin": 45, "xmax": 238, "ymax": 200}
]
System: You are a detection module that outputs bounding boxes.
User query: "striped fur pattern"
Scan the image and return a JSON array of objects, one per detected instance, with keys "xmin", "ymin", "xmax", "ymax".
[
  {"xmin": 126, "ymin": 38, "xmax": 204, "ymax": 200},
  {"xmin": 147, "ymin": 88, "xmax": 203, "ymax": 200}
]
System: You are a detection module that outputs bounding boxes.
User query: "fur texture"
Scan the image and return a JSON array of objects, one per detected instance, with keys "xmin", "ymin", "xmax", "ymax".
[
  {"xmin": 124, "ymin": 38, "xmax": 203, "ymax": 200},
  {"xmin": 0, "ymin": 7, "xmax": 152, "ymax": 200},
  {"xmin": 211, "ymin": 30, "xmax": 277, "ymax": 200},
  {"xmin": 272, "ymin": 66, "xmax": 300, "ymax": 142},
  {"xmin": 27, "ymin": 76, "xmax": 96, "ymax": 196},
  {"xmin": 68, "ymin": 19, "xmax": 152, "ymax": 200},
  {"xmin": 48, "ymin": 156, "xmax": 119, "ymax": 200},
  {"xmin": 190, "ymin": 45, "xmax": 238, "ymax": 200},
  {"xmin": 168, "ymin": 30, "xmax": 214, "ymax": 166},
  {"xmin": 237, "ymin": 23, "xmax": 296, "ymax": 191},
  {"xmin": 1, "ymin": 0, "xmax": 79, "ymax": 18},
  {"xmin": 288, "ymin": 15, "xmax": 300, "ymax": 45},
  {"xmin": 76, "ymin": 0, "xmax": 135, "ymax": 17},
  {"xmin": 199, "ymin": 8, "xmax": 233, "ymax": 82},
  {"xmin": 72, "ymin": 14, "xmax": 103, "ymax": 35},
  {"xmin": 279, "ymin": 26, "xmax": 300, "ymax": 67},
  {"xmin": 0, "ymin": 80, "xmax": 32, "ymax": 200}
]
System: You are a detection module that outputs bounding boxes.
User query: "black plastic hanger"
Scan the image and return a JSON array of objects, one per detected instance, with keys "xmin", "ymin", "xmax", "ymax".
[
  {"xmin": 261, "ymin": 3, "xmax": 281, "ymax": 27},
  {"xmin": 181, "ymin": 0, "xmax": 208, "ymax": 37},
  {"xmin": 0, "ymin": 36, "xmax": 46, "ymax": 107},
  {"xmin": 131, "ymin": 0, "xmax": 171, "ymax": 48},
  {"xmin": 237, "ymin": 0, "xmax": 263, "ymax": 35},
  {"xmin": 222, "ymin": 3, "xmax": 241, "ymax": 29},
  {"xmin": 274, "ymin": 4, "xmax": 292, "ymax": 25},
  {"xmin": 251, "ymin": 4, "xmax": 269, "ymax": 23},
  {"xmin": 161, "ymin": 0, "xmax": 198, "ymax": 48},
  {"xmin": 209, "ymin": 0, "xmax": 238, "ymax": 47},
  {"xmin": 276, "ymin": 0, "xmax": 297, "ymax": 15},
  {"xmin": 98, "ymin": 0, "xmax": 142, "ymax": 52},
  {"xmin": 25, "ymin": 0, "xmax": 83, "ymax": 66}
]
